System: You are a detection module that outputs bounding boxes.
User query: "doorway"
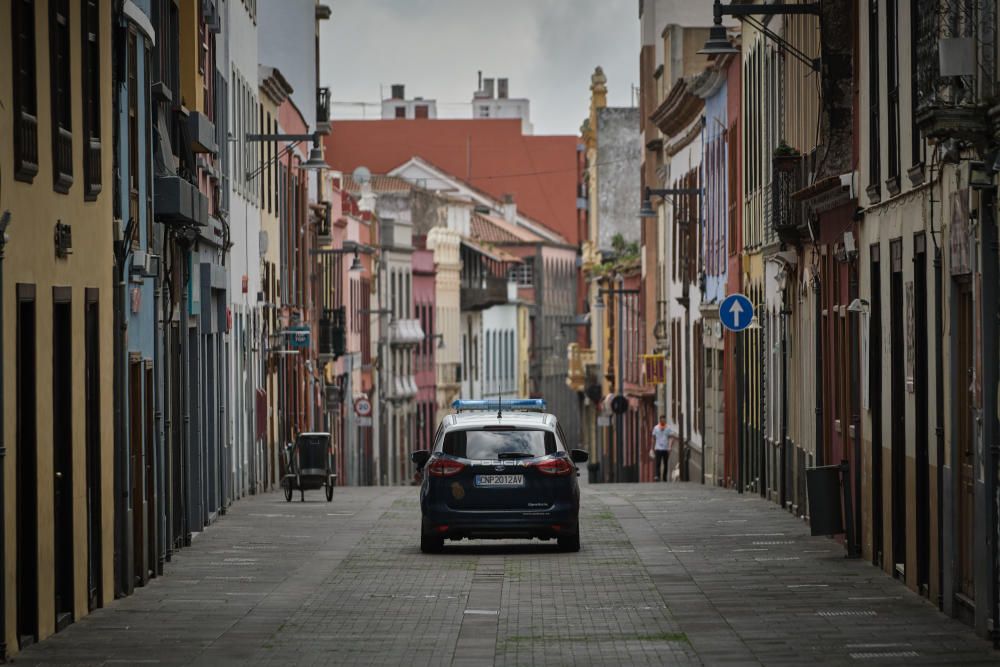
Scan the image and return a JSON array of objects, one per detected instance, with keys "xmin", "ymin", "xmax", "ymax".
[
  {"xmin": 84, "ymin": 291, "xmax": 102, "ymax": 610},
  {"xmin": 145, "ymin": 364, "xmax": 156, "ymax": 581},
  {"xmin": 913, "ymin": 235, "xmax": 930, "ymax": 595},
  {"xmin": 869, "ymin": 246, "xmax": 883, "ymax": 567},
  {"xmin": 889, "ymin": 239, "xmax": 907, "ymax": 580},
  {"xmin": 16, "ymin": 287, "xmax": 38, "ymax": 646},
  {"xmin": 52, "ymin": 295, "xmax": 75, "ymax": 630},
  {"xmin": 954, "ymin": 279, "xmax": 975, "ymax": 602},
  {"xmin": 129, "ymin": 357, "xmax": 146, "ymax": 587}
]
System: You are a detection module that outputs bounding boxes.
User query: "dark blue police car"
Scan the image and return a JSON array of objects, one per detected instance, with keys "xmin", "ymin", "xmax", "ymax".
[{"xmin": 411, "ymin": 399, "xmax": 589, "ymax": 553}]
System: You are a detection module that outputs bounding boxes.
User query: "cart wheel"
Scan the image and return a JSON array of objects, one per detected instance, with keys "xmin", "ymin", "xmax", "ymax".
[
  {"xmin": 283, "ymin": 483, "xmax": 292, "ymax": 502},
  {"xmin": 325, "ymin": 483, "xmax": 334, "ymax": 502}
]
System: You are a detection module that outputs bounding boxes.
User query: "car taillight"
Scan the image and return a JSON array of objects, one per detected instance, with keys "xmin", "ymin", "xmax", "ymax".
[
  {"xmin": 532, "ymin": 456, "xmax": 574, "ymax": 476},
  {"xmin": 427, "ymin": 458, "xmax": 466, "ymax": 477}
]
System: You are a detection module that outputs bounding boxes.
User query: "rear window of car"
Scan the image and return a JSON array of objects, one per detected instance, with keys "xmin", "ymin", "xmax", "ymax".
[{"xmin": 441, "ymin": 428, "xmax": 557, "ymax": 459}]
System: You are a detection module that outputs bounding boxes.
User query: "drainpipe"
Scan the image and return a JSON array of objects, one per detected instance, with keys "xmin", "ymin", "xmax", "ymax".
[
  {"xmin": 814, "ymin": 275, "xmax": 824, "ymax": 467},
  {"xmin": 0, "ymin": 212, "xmax": 10, "ymax": 660}
]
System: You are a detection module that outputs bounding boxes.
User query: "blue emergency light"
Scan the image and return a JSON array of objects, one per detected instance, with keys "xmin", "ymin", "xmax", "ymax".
[{"xmin": 451, "ymin": 398, "xmax": 547, "ymax": 413}]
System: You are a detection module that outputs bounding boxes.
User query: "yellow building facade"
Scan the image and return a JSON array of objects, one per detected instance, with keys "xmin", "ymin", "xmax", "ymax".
[{"xmin": 0, "ymin": 0, "xmax": 115, "ymax": 652}]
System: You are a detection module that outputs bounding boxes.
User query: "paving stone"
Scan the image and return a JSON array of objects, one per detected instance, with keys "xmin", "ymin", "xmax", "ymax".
[{"xmin": 11, "ymin": 481, "xmax": 999, "ymax": 665}]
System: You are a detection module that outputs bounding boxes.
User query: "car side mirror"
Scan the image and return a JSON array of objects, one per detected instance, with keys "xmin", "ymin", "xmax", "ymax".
[
  {"xmin": 411, "ymin": 450, "xmax": 431, "ymax": 468},
  {"xmin": 570, "ymin": 449, "xmax": 589, "ymax": 463}
]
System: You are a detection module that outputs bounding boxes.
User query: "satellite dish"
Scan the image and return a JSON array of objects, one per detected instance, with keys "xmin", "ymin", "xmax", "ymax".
[{"xmin": 352, "ymin": 166, "xmax": 371, "ymax": 185}]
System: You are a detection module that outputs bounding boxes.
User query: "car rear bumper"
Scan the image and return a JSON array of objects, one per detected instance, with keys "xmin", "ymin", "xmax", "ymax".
[{"xmin": 422, "ymin": 502, "xmax": 578, "ymax": 540}]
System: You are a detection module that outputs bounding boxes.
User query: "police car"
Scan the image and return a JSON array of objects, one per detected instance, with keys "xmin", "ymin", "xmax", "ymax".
[{"xmin": 411, "ymin": 399, "xmax": 588, "ymax": 553}]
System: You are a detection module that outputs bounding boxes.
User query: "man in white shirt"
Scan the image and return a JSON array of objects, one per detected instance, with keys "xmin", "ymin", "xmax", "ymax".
[{"xmin": 651, "ymin": 415, "xmax": 674, "ymax": 482}]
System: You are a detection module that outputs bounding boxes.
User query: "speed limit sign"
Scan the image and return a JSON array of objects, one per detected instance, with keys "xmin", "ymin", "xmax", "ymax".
[{"xmin": 354, "ymin": 396, "xmax": 372, "ymax": 417}]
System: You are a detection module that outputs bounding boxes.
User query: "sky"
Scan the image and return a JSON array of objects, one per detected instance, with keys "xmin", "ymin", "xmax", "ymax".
[{"xmin": 318, "ymin": 0, "xmax": 639, "ymax": 136}]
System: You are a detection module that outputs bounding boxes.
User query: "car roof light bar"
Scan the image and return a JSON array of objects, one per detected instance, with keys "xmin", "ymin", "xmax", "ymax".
[{"xmin": 451, "ymin": 399, "xmax": 547, "ymax": 413}]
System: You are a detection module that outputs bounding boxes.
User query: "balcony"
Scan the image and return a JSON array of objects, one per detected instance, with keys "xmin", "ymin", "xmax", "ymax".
[
  {"xmin": 14, "ymin": 110, "xmax": 39, "ymax": 181},
  {"xmin": 388, "ymin": 318, "xmax": 425, "ymax": 348},
  {"xmin": 154, "ymin": 175, "xmax": 208, "ymax": 226},
  {"xmin": 84, "ymin": 137, "xmax": 102, "ymax": 200},
  {"xmin": 771, "ymin": 153, "xmax": 806, "ymax": 244},
  {"xmin": 317, "ymin": 87, "xmax": 331, "ymax": 135},
  {"xmin": 318, "ymin": 307, "xmax": 346, "ymax": 359},
  {"xmin": 53, "ymin": 125, "xmax": 73, "ymax": 194},
  {"xmin": 461, "ymin": 274, "xmax": 509, "ymax": 311}
]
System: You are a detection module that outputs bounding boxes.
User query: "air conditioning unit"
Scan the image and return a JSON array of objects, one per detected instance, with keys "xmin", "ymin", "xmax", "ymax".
[{"xmin": 130, "ymin": 250, "xmax": 161, "ymax": 279}]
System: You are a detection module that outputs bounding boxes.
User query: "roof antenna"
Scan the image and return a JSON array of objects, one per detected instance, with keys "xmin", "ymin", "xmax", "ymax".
[{"xmin": 497, "ymin": 393, "xmax": 503, "ymax": 420}]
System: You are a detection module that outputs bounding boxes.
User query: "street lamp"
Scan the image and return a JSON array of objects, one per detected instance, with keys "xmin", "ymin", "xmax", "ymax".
[
  {"xmin": 639, "ymin": 185, "xmax": 703, "ymax": 220},
  {"xmin": 245, "ymin": 132, "xmax": 327, "ymax": 181},
  {"xmin": 699, "ymin": 0, "xmax": 821, "ymax": 72}
]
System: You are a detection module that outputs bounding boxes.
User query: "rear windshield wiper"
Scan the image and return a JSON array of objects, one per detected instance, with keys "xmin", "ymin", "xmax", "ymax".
[{"xmin": 497, "ymin": 452, "xmax": 534, "ymax": 460}]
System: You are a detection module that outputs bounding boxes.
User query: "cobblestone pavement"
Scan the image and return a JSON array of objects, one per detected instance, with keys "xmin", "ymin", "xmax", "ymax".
[{"xmin": 15, "ymin": 479, "xmax": 998, "ymax": 666}]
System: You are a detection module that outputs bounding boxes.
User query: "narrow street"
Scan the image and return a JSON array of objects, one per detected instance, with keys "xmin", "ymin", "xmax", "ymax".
[{"xmin": 16, "ymin": 479, "xmax": 994, "ymax": 666}]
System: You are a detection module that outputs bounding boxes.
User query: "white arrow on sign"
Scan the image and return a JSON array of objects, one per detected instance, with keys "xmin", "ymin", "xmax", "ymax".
[{"xmin": 728, "ymin": 299, "xmax": 744, "ymax": 328}]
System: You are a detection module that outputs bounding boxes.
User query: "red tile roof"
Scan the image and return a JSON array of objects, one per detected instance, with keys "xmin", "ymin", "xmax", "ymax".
[
  {"xmin": 340, "ymin": 174, "xmax": 413, "ymax": 194},
  {"xmin": 471, "ymin": 212, "xmax": 544, "ymax": 244},
  {"xmin": 325, "ymin": 119, "xmax": 580, "ymax": 244}
]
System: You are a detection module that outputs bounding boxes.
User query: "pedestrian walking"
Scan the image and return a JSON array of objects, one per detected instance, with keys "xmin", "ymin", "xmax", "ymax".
[{"xmin": 651, "ymin": 416, "xmax": 674, "ymax": 482}]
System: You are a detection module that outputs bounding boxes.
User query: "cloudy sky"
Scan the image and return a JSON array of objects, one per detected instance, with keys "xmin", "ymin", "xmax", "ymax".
[{"xmin": 319, "ymin": 0, "xmax": 639, "ymax": 136}]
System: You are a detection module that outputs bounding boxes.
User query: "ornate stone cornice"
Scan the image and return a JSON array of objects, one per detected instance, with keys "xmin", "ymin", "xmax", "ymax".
[{"xmin": 650, "ymin": 78, "xmax": 704, "ymax": 138}]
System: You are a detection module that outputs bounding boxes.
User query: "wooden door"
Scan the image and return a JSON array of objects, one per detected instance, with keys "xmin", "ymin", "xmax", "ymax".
[
  {"xmin": 52, "ymin": 299, "xmax": 74, "ymax": 629},
  {"xmin": 869, "ymin": 246, "xmax": 884, "ymax": 566},
  {"xmin": 16, "ymin": 291, "xmax": 38, "ymax": 645},
  {"xmin": 84, "ymin": 293, "xmax": 102, "ymax": 609},
  {"xmin": 955, "ymin": 281, "xmax": 975, "ymax": 600},
  {"xmin": 129, "ymin": 358, "xmax": 145, "ymax": 588}
]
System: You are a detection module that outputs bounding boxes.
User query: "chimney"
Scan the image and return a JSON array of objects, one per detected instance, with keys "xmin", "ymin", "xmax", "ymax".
[
  {"xmin": 390, "ymin": 84, "xmax": 405, "ymax": 100},
  {"xmin": 498, "ymin": 78, "xmax": 509, "ymax": 99},
  {"xmin": 478, "ymin": 70, "xmax": 482, "ymax": 92},
  {"xmin": 502, "ymin": 193, "xmax": 516, "ymax": 222},
  {"xmin": 484, "ymin": 78, "xmax": 495, "ymax": 99}
]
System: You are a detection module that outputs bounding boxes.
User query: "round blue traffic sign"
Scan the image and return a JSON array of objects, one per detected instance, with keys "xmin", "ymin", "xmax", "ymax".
[{"xmin": 719, "ymin": 294, "xmax": 754, "ymax": 332}]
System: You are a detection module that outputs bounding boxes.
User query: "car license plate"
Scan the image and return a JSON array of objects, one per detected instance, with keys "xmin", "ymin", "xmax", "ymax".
[{"xmin": 475, "ymin": 474, "xmax": 525, "ymax": 488}]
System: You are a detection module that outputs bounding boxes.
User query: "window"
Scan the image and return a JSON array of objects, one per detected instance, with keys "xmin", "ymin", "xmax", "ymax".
[
  {"xmin": 127, "ymin": 31, "xmax": 139, "ymax": 245},
  {"xmin": 50, "ymin": 0, "xmax": 73, "ymax": 193},
  {"xmin": 867, "ymin": 0, "xmax": 882, "ymax": 197},
  {"xmin": 81, "ymin": 0, "xmax": 101, "ymax": 199},
  {"xmin": 415, "ymin": 105, "xmax": 429, "ymax": 119},
  {"xmin": 12, "ymin": 0, "xmax": 39, "ymax": 181},
  {"xmin": 508, "ymin": 259, "xmax": 533, "ymax": 287},
  {"xmin": 885, "ymin": 0, "xmax": 900, "ymax": 189},
  {"xmin": 395, "ymin": 106, "xmax": 406, "ymax": 118},
  {"xmin": 442, "ymin": 429, "xmax": 556, "ymax": 459}
]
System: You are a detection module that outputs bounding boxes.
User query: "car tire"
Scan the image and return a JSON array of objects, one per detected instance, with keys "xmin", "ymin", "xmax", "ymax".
[
  {"xmin": 420, "ymin": 533, "xmax": 444, "ymax": 554},
  {"xmin": 557, "ymin": 527, "xmax": 581, "ymax": 552}
]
